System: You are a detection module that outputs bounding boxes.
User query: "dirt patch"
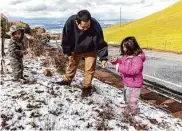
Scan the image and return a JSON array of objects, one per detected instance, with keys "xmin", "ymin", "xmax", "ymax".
[
  {"xmin": 94, "ymin": 69, "xmax": 123, "ymax": 88},
  {"xmin": 140, "ymin": 88, "xmax": 182, "ymax": 118}
]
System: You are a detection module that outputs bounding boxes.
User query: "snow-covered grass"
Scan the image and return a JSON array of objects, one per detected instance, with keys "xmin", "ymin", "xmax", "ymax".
[{"xmin": 1, "ymin": 42, "xmax": 182, "ymax": 130}]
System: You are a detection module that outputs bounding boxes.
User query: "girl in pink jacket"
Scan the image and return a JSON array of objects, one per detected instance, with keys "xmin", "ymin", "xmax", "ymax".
[{"xmin": 110, "ymin": 36, "xmax": 145, "ymax": 116}]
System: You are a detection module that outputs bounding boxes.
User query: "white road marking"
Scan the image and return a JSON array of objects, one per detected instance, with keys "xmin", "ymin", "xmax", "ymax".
[{"xmin": 144, "ymin": 74, "xmax": 182, "ymax": 88}]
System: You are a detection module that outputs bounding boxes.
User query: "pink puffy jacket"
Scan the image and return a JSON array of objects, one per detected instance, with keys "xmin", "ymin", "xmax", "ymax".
[{"xmin": 111, "ymin": 51, "xmax": 145, "ymax": 88}]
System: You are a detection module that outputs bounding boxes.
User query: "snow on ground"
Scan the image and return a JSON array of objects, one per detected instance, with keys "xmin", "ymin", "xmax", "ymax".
[{"xmin": 1, "ymin": 52, "xmax": 182, "ymax": 131}]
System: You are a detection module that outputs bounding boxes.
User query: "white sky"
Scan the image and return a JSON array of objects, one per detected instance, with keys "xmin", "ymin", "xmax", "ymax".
[{"xmin": 0, "ymin": 0, "xmax": 179, "ymax": 20}]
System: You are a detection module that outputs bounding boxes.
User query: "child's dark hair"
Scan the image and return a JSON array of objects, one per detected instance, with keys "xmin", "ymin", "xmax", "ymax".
[
  {"xmin": 76, "ymin": 10, "xmax": 91, "ymax": 24},
  {"xmin": 120, "ymin": 36, "xmax": 142, "ymax": 56}
]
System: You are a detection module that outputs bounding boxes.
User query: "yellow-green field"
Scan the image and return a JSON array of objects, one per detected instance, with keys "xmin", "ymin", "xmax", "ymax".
[{"xmin": 104, "ymin": 0, "xmax": 182, "ymax": 53}]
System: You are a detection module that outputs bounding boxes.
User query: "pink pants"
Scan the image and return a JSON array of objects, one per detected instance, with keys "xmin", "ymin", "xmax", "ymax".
[{"xmin": 124, "ymin": 86, "xmax": 141, "ymax": 115}]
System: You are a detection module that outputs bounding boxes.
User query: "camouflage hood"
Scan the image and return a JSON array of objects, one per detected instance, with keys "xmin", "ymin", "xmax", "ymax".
[
  {"xmin": 9, "ymin": 25, "xmax": 25, "ymax": 41},
  {"xmin": 9, "ymin": 25, "xmax": 24, "ymax": 36}
]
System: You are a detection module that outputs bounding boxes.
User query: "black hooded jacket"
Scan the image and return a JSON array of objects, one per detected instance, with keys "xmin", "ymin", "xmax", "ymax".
[{"xmin": 61, "ymin": 15, "xmax": 108, "ymax": 61}]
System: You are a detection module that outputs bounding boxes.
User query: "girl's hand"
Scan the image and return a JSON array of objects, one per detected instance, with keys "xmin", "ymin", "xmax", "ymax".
[{"xmin": 110, "ymin": 56, "xmax": 117, "ymax": 63}]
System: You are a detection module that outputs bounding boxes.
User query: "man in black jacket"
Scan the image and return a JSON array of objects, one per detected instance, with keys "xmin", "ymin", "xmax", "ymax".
[{"xmin": 58, "ymin": 10, "xmax": 108, "ymax": 97}]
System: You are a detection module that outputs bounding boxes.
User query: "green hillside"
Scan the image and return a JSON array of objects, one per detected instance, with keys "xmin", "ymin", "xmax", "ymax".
[{"xmin": 104, "ymin": 0, "xmax": 182, "ymax": 53}]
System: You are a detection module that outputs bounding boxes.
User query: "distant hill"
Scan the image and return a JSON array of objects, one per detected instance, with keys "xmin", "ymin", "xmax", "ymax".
[{"xmin": 104, "ymin": 0, "xmax": 182, "ymax": 53}]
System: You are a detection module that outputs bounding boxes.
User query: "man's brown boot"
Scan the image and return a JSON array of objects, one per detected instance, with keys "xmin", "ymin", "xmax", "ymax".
[{"xmin": 81, "ymin": 86, "xmax": 93, "ymax": 98}]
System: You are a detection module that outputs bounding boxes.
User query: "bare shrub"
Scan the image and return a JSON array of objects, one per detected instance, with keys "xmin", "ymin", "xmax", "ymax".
[
  {"xmin": 41, "ymin": 46, "xmax": 67, "ymax": 75},
  {"xmin": 97, "ymin": 106, "xmax": 114, "ymax": 130},
  {"xmin": 54, "ymin": 53, "xmax": 68, "ymax": 75},
  {"xmin": 28, "ymin": 34, "xmax": 44, "ymax": 57},
  {"xmin": 43, "ymin": 68, "xmax": 53, "ymax": 77},
  {"xmin": 28, "ymin": 33, "xmax": 67, "ymax": 74},
  {"xmin": 42, "ymin": 51, "xmax": 53, "ymax": 67}
]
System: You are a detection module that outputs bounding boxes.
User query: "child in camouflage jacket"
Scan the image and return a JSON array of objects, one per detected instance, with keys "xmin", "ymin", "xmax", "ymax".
[{"xmin": 8, "ymin": 25, "xmax": 26, "ymax": 82}]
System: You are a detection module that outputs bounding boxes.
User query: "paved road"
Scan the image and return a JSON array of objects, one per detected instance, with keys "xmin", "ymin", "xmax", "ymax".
[{"xmin": 108, "ymin": 46, "xmax": 182, "ymax": 94}]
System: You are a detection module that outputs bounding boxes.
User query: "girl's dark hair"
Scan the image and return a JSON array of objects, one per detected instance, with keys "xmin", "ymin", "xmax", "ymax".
[
  {"xmin": 76, "ymin": 10, "xmax": 91, "ymax": 24},
  {"xmin": 120, "ymin": 36, "xmax": 142, "ymax": 56}
]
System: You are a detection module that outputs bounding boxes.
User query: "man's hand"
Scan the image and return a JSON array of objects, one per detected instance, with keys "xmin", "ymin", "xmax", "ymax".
[
  {"xmin": 101, "ymin": 60, "xmax": 107, "ymax": 68},
  {"xmin": 68, "ymin": 56, "xmax": 72, "ymax": 60}
]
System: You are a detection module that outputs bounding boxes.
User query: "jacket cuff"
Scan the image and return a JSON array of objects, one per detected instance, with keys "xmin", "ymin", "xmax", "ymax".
[{"xmin": 99, "ymin": 57, "xmax": 108, "ymax": 61}]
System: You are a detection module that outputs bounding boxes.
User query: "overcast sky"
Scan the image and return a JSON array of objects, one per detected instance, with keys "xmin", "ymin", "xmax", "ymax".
[{"xmin": 0, "ymin": 0, "xmax": 179, "ymax": 20}]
